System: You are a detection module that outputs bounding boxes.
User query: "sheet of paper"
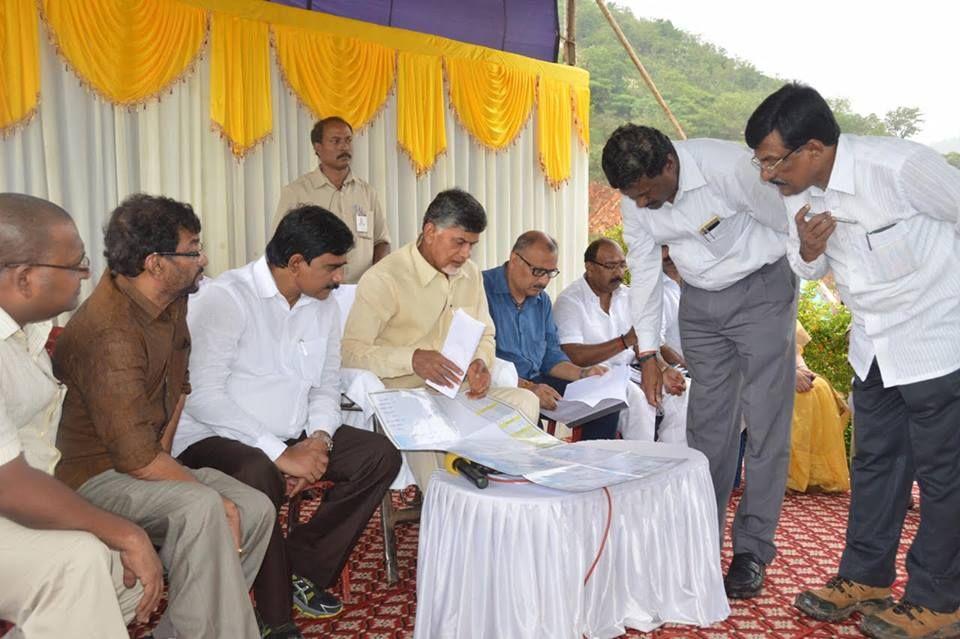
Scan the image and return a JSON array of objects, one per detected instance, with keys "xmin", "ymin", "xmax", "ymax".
[
  {"xmin": 367, "ymin": 389, "xmax": 459, "ymax": 450},
  {"xmin": 561, "ymin": 365, "xmax": 630, "ymax": 407},
  {"xmin": 330, "ymin": 285, "xmax": 357, "ymax": 337},
  {"xmin": 425, "ymin": 308, "xmax": 485, "ymax": 399}
]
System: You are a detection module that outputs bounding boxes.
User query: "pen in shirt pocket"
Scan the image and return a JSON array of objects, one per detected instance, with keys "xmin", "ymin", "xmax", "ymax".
[{"xmin": 297, "ymin": 340, "xmax": 308, "ymax": 356}]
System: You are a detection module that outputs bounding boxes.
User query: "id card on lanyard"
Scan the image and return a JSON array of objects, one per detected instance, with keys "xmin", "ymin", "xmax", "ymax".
[{"xmin": 354, "ymin": 204, "xmax": 369, "ymax": 234}]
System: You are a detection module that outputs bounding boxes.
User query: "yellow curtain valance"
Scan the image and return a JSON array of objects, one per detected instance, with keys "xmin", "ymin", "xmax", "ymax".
[
  {"xmin": 2, "ymin": 0, "xmax": 589, "ymax": 186},
  {"xmin": 39, "ymin": 0, "xmax": 207, "ymax": 105},
  {"xmin": 0, "ymin": 0, "xmax": 40, "ymax": 134}
]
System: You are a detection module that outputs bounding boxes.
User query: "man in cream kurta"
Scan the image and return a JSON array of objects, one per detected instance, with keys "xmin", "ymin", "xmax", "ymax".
[
  {"xmin": 274, "ymin": 117, "xmax": 390, "ymax": 284},
  {"xmin": 341, "ymin": 189, "xmax": 539, "ymax": 488}
]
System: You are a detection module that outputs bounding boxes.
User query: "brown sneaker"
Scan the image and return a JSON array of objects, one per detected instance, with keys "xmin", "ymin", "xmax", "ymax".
[
  {"xmin": 861, "ymin": 601, "xmax": 960, "ymax": 639},
  {"xmin": 795, "ymin": 576, "xmax": 894, "ymax": 621}
]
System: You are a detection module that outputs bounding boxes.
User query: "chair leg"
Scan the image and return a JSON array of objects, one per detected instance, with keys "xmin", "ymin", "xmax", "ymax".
[
  {"xmin": 380, "ymin": 491, "xmax": 400, "ymax": 585},
  {"xmin": 340, "ymin": 563, "xmax": 351, "ymax": 604}
]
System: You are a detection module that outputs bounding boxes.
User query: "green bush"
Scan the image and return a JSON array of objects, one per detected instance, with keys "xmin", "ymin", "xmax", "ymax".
[{"xmin": 796, "ymin": 280, "xmax": 853, "ymax": 395}]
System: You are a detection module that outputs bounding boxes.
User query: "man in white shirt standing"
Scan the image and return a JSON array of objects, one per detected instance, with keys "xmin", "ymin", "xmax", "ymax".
[
  {"xmin": 273, "ymin": 117, "xmax": 391, "ymax": 284},
  {"xmin": 173, "ymin": 206, "xmax": 401, "ymax": 639},
  {"xmin": 601, "ymin": 125, "xmax": 797, "ymax": 600},
  {"xmin": 0, "ymin": 194, "xmax": 163, "ymax": 638},
  {"xmin": 746, "ymin": 83, "xmax": 960, "ymax": 639},
  {"xmin": 553, "ymin": 237, "xmax": 688, "ymax": 442}
]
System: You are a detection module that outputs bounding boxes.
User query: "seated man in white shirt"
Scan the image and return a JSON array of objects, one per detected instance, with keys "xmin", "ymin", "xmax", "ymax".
[
  {"xmin": 554, "ymin": 238, "xmax": 688, "ymax": 443},
  {"xmin": 0, "ymin": 194, "xmax": 162, "ymax": 638},
  {"xmin": 172, "ymin": 206, "xmax": 401, "ymax": 639}
]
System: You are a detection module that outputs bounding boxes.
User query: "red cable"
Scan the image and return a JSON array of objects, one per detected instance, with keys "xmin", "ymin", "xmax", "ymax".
[{"xmin": 583, "ymin": 487, "xmax": 613, "ymax": 586}]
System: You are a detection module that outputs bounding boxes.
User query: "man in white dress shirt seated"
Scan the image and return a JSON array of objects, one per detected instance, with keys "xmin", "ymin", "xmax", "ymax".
[
  {"xmin": 553, "ymin": 238, "xmax": 688, "ymax": 442},
  {"xmin": 747, "ymin": 83, "xmax": 960, "ymax": 639},
  {"xmin": 172, "ymin": 206, "xmax": 401, "ymax": 639}
]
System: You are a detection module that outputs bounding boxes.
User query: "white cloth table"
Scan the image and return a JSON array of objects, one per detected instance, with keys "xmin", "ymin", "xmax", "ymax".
[{"xmin": 414, "ymin": 440, "xmax": 729, "ymax": 638}]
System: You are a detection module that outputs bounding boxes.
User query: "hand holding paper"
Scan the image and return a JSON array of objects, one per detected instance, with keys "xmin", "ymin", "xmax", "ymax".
[{"xmin": 424, "ymin": 308, "xmax": 486, "ymax": 398}]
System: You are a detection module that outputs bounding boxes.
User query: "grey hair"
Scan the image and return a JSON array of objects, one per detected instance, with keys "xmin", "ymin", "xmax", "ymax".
[
  {"xmin": 422, "ymin": 188, "xmax": 487, "ymax": 233},
  {"xmin": 0, "ymin": 193, "xmax": 73, "ymax": 266},
  {"xmin": 512, "ymin": 230, "xmax": 558, "ymax": 254}
]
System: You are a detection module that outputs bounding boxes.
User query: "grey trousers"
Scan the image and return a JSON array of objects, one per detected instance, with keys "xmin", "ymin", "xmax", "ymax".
[
  {"xmin": 78, "ymin": 467, "xmax": 275, "ymax": 639},
  {"xmin": 840, "ymin": 361, "xmax": 960, "ymax": 612},
  {"xmin": 679, "ymin": 256, "xmax": 797, "ymax": 563}
]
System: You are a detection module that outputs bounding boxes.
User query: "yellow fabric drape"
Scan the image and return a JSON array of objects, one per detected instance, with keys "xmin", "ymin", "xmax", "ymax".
[
  {"xmin": 209, "ymin": 13, "xmax": 272, "ymax": 157},
  {"xmin": 445, "ymin": 58, "xmax": 536, "ymax": 151},
  {"xmin": 572, "ymin": 84, "xmax": 590, "ymax": 149},
  {"xmin": 788, "ymin": 321, "xmax": 851, "ymax": 493},
  {"xmin": 40, "ymin": 0, "xmax": 207, "ymax": 105},
  {"xmin": 536, "ymin": 77, "xmax": 573, "ymax": 188},
  {"xmin": 397, "ymin": 52, "xmax": 446, "ymax": 175},
  {"xmin": 0, "ymin": 0, "xmax": 40, "ymax": 134},
  {"xmin": 273, "ymin": 25, "xmax": 395, "ymax": 132}
]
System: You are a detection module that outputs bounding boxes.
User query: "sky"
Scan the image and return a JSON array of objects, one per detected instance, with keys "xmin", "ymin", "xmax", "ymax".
[{"xmin": 619, "ymin": 0, "xmax": 959, "ymax": 147}]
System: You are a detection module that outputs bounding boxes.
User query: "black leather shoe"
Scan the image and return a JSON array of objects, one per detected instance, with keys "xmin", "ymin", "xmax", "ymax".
[{"xmin": 724, "ymin": 552, "xmax": 766, "ymax": 599}]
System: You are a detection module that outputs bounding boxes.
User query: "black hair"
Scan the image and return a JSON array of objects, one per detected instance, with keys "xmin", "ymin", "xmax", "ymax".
[
  {"xmin": 104, "ymin": 194, "xmax": 201, "ymax": 277},
  {"xmin": 583, "ymin": 237, "xmax": 618, "ymax": 263},
  {"xmin": 745, "ymin": 83, "xmax": 840, "ymax": 150},
  {"xmin": 310, "ymin": 116, "xmax": 353, "ymax": 145},
  {"xmin": 266, "ymin": 205, "xmax": 355, "ymax": 267},
  {"xmin": 601, "ymin": 124, "xmax": 676, "ymax": 189},
  {"xmin": 422, "ymin": 189, "xmax": 487, "ymax": 234}
]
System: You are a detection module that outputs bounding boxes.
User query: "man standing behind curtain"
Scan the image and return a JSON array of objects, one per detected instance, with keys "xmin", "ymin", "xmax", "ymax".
[
  {"xmin": 273, "ymin": 117, "xmax": 390, "ymax": 284},
  {"xmin": 747, "ymin": 83, "xmax": 960, "ymax": 639}
]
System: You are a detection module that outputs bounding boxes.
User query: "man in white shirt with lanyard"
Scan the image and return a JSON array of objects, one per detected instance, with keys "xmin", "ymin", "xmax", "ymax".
[
  {"xmin": 601, "ymin": 125, "xmax": 797, "ymax": 600},
  {"xmin": 746, "ymin": 83, "xmax": 960, "ymax": 639},
  {"xmin": 173, "ymin": 205, "xmax": 401, "ymax": 639},
  {"xmin": 553, "ymin": 237, "xmax": 688, "ymax": 442}
]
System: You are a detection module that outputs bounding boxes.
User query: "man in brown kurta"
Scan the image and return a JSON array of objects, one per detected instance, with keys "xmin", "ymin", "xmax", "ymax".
[{"xmin": 54, "ymin": 194, "xmax": 275, "ymax": 639}]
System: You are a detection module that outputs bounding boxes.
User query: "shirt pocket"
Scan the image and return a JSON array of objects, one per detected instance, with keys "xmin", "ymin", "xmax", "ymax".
[
  {"xmin": 860, "ymin": 221, "xmax": 918, "ymax": 283},
  {"xmin": 296, "ymin": 336, "xmax": 329, "ymax": 384}
]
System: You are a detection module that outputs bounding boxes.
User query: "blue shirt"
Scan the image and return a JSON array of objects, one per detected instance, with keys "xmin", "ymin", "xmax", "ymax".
[{"xmin": 482, "ymin": 265, "xmax": 569, "ymax": 380}]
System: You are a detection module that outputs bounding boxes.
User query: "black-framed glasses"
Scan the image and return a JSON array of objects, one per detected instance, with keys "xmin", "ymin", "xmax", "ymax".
[
  {"xmin": 514, "ymin": 251, "xmax": 560, "ymax": 279},
  {"xmin": 587, "ymin": 259, "xmax": 628, "ymax": 271},
  {"xmin": 0, "ymin": 255, "xmax": 91, "ymax": 273},
  {"xmin": 751, "ymin": 142, "xmax": 807, "ymax": 173},
  {"xmin": 154, "ymin": 242, "xmax": 205, "ymax": 259}
]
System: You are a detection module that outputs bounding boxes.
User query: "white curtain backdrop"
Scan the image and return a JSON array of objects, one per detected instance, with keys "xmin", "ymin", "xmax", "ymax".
[{"xmin": 0, "ymin": 29, "xmax": 589, "ymax": 303}]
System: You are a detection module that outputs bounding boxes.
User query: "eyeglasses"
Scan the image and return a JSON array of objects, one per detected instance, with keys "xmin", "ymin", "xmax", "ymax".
[
  {"xmin": 154, "ymin": 242, "xmax": 205, "ymax": 259},
  {"xmin": 514, "ymin": 252, "xmax": 560, "ymax": 279},
  {"xmin": 751, "ymin": 142, "xmax": 807, "ymax": 173},
  {"xmin": 587, "ymin": 259, "xmax": 628, "ymax": 271},
  {"xmin": 0, "ymin": 255, "xmax": 91, "ymax": 274}
]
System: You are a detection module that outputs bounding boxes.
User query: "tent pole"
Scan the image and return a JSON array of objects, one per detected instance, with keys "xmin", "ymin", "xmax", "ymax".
[
  {"xmin": 594, "ymin": 0, "xmax": 687, "ymax": 140},
  {"xmin": 564, "ymin": 0, "xmax": 576, "ymax": 65}
]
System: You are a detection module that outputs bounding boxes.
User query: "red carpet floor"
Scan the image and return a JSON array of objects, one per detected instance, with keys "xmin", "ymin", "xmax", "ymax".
[{"xmin": 1, "ymin": 486, "xmax": 921, "ymax": 639}]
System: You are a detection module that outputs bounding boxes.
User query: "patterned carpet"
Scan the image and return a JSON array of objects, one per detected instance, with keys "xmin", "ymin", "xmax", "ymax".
[{"xmin": 2, "ymin": 486, "xmax": 920, "ymax": 639}]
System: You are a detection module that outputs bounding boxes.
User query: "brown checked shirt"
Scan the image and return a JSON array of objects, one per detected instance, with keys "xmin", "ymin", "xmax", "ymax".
[{"xmin": 53, "ymin": 270, "xmax": 191, "ymax": 489}]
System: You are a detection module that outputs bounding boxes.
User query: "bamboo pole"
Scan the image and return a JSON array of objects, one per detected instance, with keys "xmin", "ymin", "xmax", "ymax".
[
  {"xmin": 594, "ymin": 0, "xmax": 687, "ymax": 140},
  {"xmin": 564, "ymin": 0, "xmax": 576, "ymax": 65}
]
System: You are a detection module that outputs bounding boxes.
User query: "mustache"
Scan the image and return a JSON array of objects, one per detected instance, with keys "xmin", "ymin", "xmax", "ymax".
[
  {"xmin": 326, "ymin": 282, "xmax": 340, "ymax": 290},
  {"xmin": 610, "ymin": 277, "xmax": 623, "ymax": 285},
  {"xmin": 770, "ymin": 179, "xmax": 787, "ymax": 186},
  {"xmin": 337, "ymin": 153, "xmax": 351, "ymax": 160}
]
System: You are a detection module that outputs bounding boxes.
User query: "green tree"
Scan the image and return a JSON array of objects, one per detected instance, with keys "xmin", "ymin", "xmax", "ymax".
[
  {"xmin": 944, "ymin": 152, "xmax": 960, "ymax": 170},
  {"xmin": 883, "ymin": 106, "xmax": 924, "ymax": 138}
]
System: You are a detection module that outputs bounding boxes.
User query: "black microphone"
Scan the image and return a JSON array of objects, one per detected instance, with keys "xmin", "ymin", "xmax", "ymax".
[{"xmin": 444, "ymin": 454, "xmax": 489, "ymax": 489}]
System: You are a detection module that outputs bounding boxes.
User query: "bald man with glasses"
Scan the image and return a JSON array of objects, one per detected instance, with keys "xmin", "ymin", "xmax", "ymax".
[{"xmin": 483, "ymin": 231, "xmax": 621, "ymax": 439}]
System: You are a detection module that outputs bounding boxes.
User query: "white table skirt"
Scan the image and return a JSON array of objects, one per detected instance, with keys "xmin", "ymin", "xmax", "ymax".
[{"xmin": 414, "ymin": 440, "xmax": 729, "ymax": 639}]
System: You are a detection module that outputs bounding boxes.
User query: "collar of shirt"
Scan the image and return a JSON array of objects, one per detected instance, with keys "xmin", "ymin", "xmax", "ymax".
[
  {"xmin": 111, "ymin": 270, "xmax": 168, "ymax": 321},
  {"xmin": 0, "ymin": 306, "xmax": 50, "ymax": 356},
  {"xmin": 308, "ymin": 167, "xmax": 357, "ymax": 191},
  {"xmin": 822, "ymin": 134, "xmax": 857, "ymax": 196},
  {"xmin": 409, "ymin": 241, "xmax": 465, "ymax": 288},
  {"xmin": 673, "ymin": 145, "xmax": 708, "ymax": 202},
  {"xmin": 251, "ymin": 256, "xmax": 318, "ymax": 309}
]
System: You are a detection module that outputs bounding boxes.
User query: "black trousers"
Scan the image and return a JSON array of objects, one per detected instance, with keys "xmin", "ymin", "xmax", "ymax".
[
  {"xmin": 838, "ymin": 360, "xmax": 960, "ymax": 612},
  {"xmin": 533, "ymin": 374, "xmax": 620, "ymax": 439},
  {"xmin": 178, "ymin": 426, "xmax": 401, "ymax": 625}
]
